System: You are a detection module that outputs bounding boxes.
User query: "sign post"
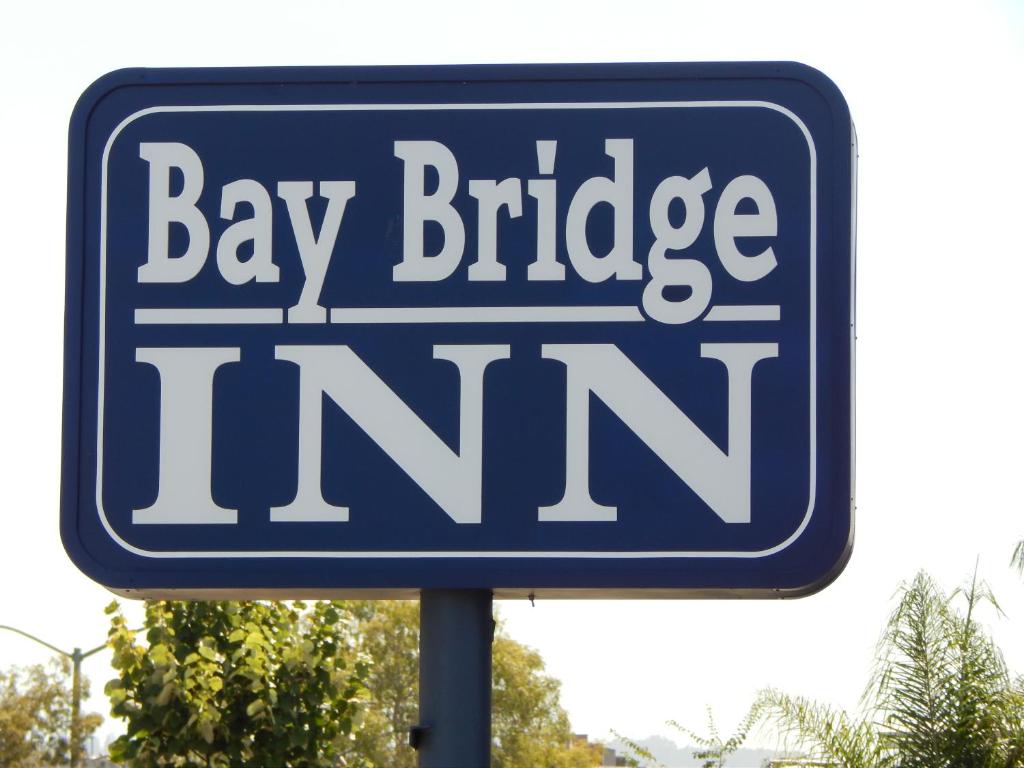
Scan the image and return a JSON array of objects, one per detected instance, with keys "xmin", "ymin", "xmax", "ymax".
[
  {"xmin": 415, "ymin": 590, "xmax": 494, "ymax": 766},
  {"xmin": 63, "ymin": 62, "xmax": 855, "ymax": 766}
]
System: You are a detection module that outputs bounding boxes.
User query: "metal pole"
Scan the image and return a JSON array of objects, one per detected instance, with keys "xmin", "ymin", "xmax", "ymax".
[
  {"xmin": 71, "ymin": 649, "xmax": 83, "ymax": 768},
  {"xmin": 415, "ymin": 589, "xmax": 494, "ymax": 768}
]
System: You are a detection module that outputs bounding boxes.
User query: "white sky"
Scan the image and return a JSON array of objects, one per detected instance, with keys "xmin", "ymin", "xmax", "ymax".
[{"xmin": 1, "ymin": 0, "xmax": 1022, "ymax": 754}]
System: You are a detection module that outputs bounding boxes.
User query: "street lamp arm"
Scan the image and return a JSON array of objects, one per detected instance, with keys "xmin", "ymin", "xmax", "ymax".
[
  {"xmin": 0, "ymin": 624, "xmax": 71, "ymax": 658},
  {"xmin": 79, "ymin": 641, "xmax": 110, "ymax": 660}
]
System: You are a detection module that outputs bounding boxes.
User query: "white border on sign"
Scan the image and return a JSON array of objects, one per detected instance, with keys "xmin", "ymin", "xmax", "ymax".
[{"xmin": 95, "ymin": 100, "xmax": 817, "ymax": 560}]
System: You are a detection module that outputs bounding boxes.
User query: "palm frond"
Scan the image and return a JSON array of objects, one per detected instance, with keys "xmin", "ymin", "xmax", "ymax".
[
  {"xmin": 748, "ymin": 570, "xmax": 1022, "ymax": 768},
  {"xmin": 665, "ymin": 699, "xmax": 766, "ymax": 768},
  {"xmin": 868, "ymin": 569, "xmax": 1017, "ymax": 768},
  {"xmin": 869, "ymin": 571, "xmax": 953, "ymax": 766},
  {"xmin": 1012, "ymin": 540, "xmax": 1024, "ymax": 578},
  {"xmin": 611, "ymin": 729, "xmax": 665, "ymax": 768},
  {"xmin": 757, "ymin": 688, "xmax": 893, "ymax": 768}
]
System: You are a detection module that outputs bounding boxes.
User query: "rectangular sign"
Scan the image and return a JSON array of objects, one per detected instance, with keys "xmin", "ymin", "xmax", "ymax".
[{"xmin": 62, "ymin": 63, "xmax": 855, "ymax": 597}]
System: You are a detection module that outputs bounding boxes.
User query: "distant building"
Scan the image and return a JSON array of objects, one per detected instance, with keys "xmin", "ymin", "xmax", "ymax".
[{"xmin": 604, "ymin": 746, "xmax": 630, "ymax": 766}]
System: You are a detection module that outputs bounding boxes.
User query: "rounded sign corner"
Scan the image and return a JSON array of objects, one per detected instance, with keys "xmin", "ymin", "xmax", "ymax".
[
  {"xmin": 59, "ymin": 504, "xmax": 124, "ymax": 593},
  {"xmin": 69, "ymin": 68, "xmax": 150, "ymax": 135},
  {"xmin": 769, "ymin": 60, "xmax": 854, "ymax": 129},
  {"xmin": 782, "ymin": 526, "xmax": 855, "ymax": 600}
]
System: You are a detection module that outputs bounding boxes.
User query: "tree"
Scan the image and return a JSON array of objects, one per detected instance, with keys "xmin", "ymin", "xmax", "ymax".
[
  {"xmin": 341, "ymin": 601, "xmax": 600, "ymax": 768},
  {"xmin": 345, "ymin": 602, "xmax": 419, "ymax": 768},
  {"xmin": 0, "ymin": 659, "xmax": 102, "ymax": 768},
  {"xmin": 491, "ymin": 632, "xmax": 600, "ymax": 768},
  {"xmin": 105, "ymin": 600, "xmax": 369, "ymax": 767},
  {"xmin": 760, "ymin": 570, "xmax": 1024, "ymax": 768}
]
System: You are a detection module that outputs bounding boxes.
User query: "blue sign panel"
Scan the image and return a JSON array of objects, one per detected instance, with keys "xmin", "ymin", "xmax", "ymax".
[{"xmin": 62, "ymin": 63, "xmax": 855, "ymax": 597}]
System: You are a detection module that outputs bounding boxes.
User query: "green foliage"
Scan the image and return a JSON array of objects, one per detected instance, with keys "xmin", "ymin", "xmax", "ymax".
[
  {"xmin": 759, "ymin": 690, "xmax": 888, "ymax": 768},
  {"xmin": 105, "ymin": 600, "xmax": 369, "ymax": 767},
  {"xmin": 615, "ymin": 702, "xmax": 764, "ymax": 768},
  {"xmin": 341, "ymin": 601, "xmax": 600, "ymax": 768},
  {"xmin": 760, "ymin": 570, "xmax": 1024, "ymax": 768},
  {"xmin": 619, "ymin": 570, "xmax": 1024, "ymax": 768},
  {"xmin": 873, "ymin": 570, "xmax": 1019, "ymax": 766},
  {"xmin": 491, "ymin": 632, "xmax": 601, "ymax": 768},
  {"xmin": 611, "ymin": 731, "xmax": 660, "ymax": 767},
  {"xmin": 0, "ymin": 659, "xmax": 102, "ymax": 768},
  {"xmin": 670, "ymin": 703, "xmax": 766, "ymax": 768},
  {"xmin": 344, "ymin": 601, "xmax": 419, "ymax": 768},
  {"xmin": 1013, "ymin": 540, "xmax": 1024, "ymax": 578}
]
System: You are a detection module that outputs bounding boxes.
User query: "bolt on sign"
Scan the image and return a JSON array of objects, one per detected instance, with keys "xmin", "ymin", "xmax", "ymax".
[{"xmin": 62, "ymin": 63, "xmax": 856, "ymax": 598}]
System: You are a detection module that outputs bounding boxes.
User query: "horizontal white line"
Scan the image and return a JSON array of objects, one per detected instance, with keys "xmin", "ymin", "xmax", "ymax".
[
  {"xmin": 330, "ymin": 306, "xmax": 645, "ymax": 324},
  {"xmin": 134, "ymin": 305, "xmax": 783, "ymax": 325},
  {"xmin": 132, "ymin": 101, "xmax": 791, "ymax": 114},
  {"xmin": 135, "ymin": 308, "xmax": 284, "ymax": 325},
  {"xmin": 704, "ymin": 304, "xmax": 781, "ymax": 322},
  {"xmin": 106, "ymin": 548, "xmax": 783, "ymax": 560}
]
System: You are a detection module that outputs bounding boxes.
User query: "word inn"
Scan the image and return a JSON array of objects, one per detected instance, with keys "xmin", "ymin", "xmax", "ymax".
[{"xmin": 133, "ymin": 342, "xmax": 777, "ymax": 528}]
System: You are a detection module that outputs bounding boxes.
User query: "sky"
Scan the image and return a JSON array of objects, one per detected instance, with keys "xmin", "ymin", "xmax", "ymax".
[{"xmin": 1, "ymin": 0, "xmax": 1023, "ymax": 756}]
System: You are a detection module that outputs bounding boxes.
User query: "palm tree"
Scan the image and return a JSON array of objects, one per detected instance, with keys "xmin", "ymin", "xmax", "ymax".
[{"xmin": 760, "ymin": 571, "xmax": 1024, "ymax": 768}]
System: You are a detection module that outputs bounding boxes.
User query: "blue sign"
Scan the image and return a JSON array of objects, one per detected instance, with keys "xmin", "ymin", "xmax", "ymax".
[{"xmin": 62, "ymin": 63, "xmax": 855, "ymax": 597}]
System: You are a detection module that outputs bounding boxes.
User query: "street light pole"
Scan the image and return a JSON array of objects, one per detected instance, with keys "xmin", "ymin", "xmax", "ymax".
[
  {"xmin": 0, "ymin": 624, "xmax": 107, "ymax": 768},
  {"xmin": 71, "ymin": 647, "xmax": 83, "ymax": 768}
]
